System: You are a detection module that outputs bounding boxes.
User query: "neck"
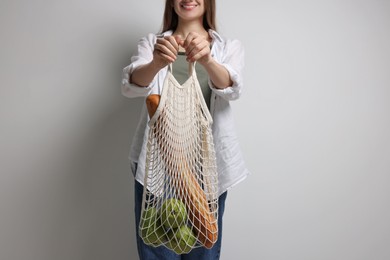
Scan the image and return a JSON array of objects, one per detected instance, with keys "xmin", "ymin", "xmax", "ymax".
[{"xmin": 174, "ymin": 19, "xmax": 208, "ymax": 39}]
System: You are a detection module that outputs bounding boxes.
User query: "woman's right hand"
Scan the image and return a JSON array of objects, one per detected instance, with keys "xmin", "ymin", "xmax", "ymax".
[
  {"xmin": 129, "ymin": 35, "xmax": 180, "ymax": 87},
  {"xmin": 152, "ymin": 36, "xmax": 180, "ymax": 69}
]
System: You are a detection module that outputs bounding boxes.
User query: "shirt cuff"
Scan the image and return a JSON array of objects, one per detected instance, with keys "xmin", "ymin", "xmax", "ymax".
[
  {"xmin": 209, "ymin": 63, "xmax": 242, "ymax": 101},
  {"xmin": 121, "ymin": 63, "xmax": 153, "ymax": 98}
]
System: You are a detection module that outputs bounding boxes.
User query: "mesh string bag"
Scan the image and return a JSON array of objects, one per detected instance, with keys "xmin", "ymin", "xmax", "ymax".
[{"xmin": 139, "ymin": 62, "xmax": 219, "ymax": 254}]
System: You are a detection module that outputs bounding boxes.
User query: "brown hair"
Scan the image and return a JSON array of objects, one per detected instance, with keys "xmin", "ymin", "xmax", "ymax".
[{"xmin": 161, "ymin": 0, "xmax": 216, "ymax": 33}]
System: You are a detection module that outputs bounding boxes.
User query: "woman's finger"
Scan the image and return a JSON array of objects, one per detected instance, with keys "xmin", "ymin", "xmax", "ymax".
[
  {"xmin": 186, "ymin": 39, "xmax": 208, "ymax": 60},
  {"xmin": 182, "ymin": 32, "xmax": 198, "ymax": 50},
  {"xmin": 165, "ymin": 36, "xmax": 179, "ymax": 52},
  {"xmin": 156, "ymin": 37, "xmax": 178, "ymax": 56},
  {"xmin": 154, "ymin": 42, "xmax": 176, "ymax": 60},
  {"xmin": 155, "ymin": 49, "xmax": 175, "ymax": 63}
]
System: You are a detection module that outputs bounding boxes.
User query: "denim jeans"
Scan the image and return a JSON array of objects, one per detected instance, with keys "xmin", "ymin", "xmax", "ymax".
[{"xmin": 133, "ymin": 164, "xmax": 227, "ymax": 260}]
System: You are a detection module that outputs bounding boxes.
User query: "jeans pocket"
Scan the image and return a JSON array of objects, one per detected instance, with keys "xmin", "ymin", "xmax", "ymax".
[{"xmin": 131, "ymin": 162, "xmax": 138, "ymax": 177}]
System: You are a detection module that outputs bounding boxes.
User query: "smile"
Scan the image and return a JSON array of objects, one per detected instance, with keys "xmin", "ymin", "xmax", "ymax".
[{"xmin": 180, "ymin": 3, "xmax": 198, "ymax": 10}]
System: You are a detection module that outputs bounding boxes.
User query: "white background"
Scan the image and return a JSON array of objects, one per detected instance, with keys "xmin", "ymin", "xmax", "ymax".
[{"xmin": 1, "ymin": 0, "xmax": 389, "ymax": 259}]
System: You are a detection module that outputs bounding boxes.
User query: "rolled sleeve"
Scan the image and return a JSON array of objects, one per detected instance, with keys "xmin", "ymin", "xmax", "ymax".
[
  {"xmin": 210, "ymin": 39, "xmax": 245, "ymax": 101},
  {"xmin": 121, "ymin": 34, "xmax": 156, "ymax": 98}
]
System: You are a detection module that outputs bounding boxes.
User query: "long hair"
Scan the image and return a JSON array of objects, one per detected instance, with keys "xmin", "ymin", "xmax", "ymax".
[{"xmin": 161, "ymin": 0, "xmax": 216, "ymax": 33}]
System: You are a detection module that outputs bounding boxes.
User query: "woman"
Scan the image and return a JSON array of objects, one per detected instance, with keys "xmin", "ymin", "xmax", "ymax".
[{"xmin": 122, "ymin": 0, "xmax": 249, "ymax": 259}]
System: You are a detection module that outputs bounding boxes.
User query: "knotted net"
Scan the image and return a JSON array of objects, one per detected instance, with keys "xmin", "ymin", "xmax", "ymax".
[{"xmin": 139, "ymin": 63, "xmax": 219, "ymax": 254}]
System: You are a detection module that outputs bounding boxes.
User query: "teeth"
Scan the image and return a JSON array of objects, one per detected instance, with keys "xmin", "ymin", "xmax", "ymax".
[{"xmin": 181, "ymin": 3, "xmax": 197, "ymax": 8}]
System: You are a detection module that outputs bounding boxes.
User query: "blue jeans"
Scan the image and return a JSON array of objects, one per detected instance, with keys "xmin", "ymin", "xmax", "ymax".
[{"xmin": 133, "ymin": 165, "xmax": 227, "ymax": 260}]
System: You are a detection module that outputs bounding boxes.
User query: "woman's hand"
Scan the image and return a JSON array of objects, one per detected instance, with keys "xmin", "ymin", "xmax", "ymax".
[
  {"xmin": 130, "ymin": 36, "xmax": 181, "ymax": 87},
  {"xmin": 179, "ymin": 32, "xmax": 212, "ymax": 65},
  {"xmin": 178, "ymin": 32, "xmax": 233, "ymax": 89},
  {"xmin": 152, "ymin": 36, "xmax": 180, "ymax": 69}
]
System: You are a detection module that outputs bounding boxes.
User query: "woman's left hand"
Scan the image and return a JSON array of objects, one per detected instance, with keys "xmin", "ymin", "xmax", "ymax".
[
  {"xmin": 179, "ymin": 32, "xmax": 212, "ymax": 65},
  {"xmin": 178, "ymin": 31, "xmax": 232, "ymax": 89}
]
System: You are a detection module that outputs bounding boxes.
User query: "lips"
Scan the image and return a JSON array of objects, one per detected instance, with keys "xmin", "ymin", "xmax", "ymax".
[{"xmin": 180, "ymin": 3, "xmax": 198, "ymax": 11}]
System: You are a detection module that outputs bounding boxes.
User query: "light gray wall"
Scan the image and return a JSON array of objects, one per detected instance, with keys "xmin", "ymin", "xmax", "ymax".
[{"xmin": 1, "ymin": 1, "xmax": 389, "ymax": 260}]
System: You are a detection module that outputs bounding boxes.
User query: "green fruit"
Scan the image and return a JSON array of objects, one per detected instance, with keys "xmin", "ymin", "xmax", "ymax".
[
  {"xmin": 143, "ymin": 222, "xmax": 166, "ymax": 246},
  {"xmin": 167, "ymin": 225, "xmax": 197, "ymax": 254},
  {"xmin": 140, "ymin": 207, "xmax": 158, "ymax": 237},
  {"xmin": 141, "ymin": 207, "xmax": 157, "ymax": 228},
  {"xmin": 160, "ymin": 198, "xmax": 187, "ymax": 229},
  {"xmin": 140, "ymin": 207, "xmax": 166, "ymax": 246}
]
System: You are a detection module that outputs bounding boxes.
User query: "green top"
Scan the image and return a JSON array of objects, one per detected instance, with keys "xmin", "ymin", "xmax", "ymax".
[{"xmin": 172, "ymin": 52, "xmax": 211, "ymax": 109}]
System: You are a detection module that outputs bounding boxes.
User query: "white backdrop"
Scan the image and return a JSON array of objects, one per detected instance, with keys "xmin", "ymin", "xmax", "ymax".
[{"xmin": 1, "ymin": 1, "xmax": 389, "ymax": 260}]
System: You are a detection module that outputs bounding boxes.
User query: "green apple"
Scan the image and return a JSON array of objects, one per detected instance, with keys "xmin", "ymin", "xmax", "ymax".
[
  {"xmin": 140, "ymin": 207, "xmax": 166, "ymax": 246},
  {"xmin": 140, "ymin": 207, "xmax": 157, "ymax": 228},
  {"xmin": 167, "ymin": 225, "xmax": 197, "ymax": 254},
  {"xmin": 160, "ymin": 198, "xmax": 187, "ymax": 229},
  {"xmin": 143, "ymin": 221, "xmax": 166, "ymax": 246},
  {"xmin": 140, "ymin": 206, "xmax": 158, "ymax": 238}
]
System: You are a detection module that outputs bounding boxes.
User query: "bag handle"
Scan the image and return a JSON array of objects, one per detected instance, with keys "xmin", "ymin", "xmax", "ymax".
[{"xmin": 168, "ymin": 61, "xmax": 196, "ymax": 77}]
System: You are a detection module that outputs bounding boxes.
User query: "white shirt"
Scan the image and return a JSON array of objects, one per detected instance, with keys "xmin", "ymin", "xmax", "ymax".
[{"xmin": 121, "ymin": 30, "xmax": 250, "ymax": 196}]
